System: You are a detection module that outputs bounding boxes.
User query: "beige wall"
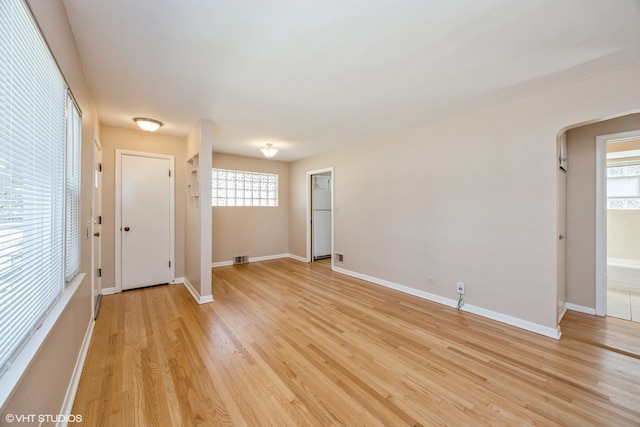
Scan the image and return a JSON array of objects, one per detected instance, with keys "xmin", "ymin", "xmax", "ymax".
[
  {"xmin": 565, "ymin": 114, "xmax": 640, "ymax": 309},
  {"xmin": 608, "ymin": 210, "xmax": 640, "ymax": 261},
  {"xmin": 2, "ymin": 0, "xmax": 98, "ymax": 418},
  {"xmin": 212, "ymin": 153, "xmax": 289, "ymax": 263},
  {"xmin": 99, "ymin": 125, "xmax": 187, "ymax": 287},
  {"xmin": 290, "ymin": 66, "xmax": 640, "ymax": 331}
]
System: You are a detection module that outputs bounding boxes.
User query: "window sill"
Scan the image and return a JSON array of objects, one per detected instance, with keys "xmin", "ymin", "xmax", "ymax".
[{"xmin": 0, "ymin": 273, "xmax": 86, "ymax": 410}]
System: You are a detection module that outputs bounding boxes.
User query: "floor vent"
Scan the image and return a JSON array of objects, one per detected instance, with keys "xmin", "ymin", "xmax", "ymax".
[{"xmin": 233, "ymin": 255, "xmax": 249, "ymax": 265}]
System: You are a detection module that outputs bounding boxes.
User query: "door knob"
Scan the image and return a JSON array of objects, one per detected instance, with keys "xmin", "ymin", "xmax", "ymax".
[
  {"xmin": 124, "ymin": 227, "xmax": 130, "ymax": 232},
  {"xmin": 94, "ymin": 232, "xmax": 100, "ymax": 237}
]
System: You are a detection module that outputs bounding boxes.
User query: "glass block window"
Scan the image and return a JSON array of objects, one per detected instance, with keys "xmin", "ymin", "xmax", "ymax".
[
  {"xmin": 212, "ymin": 168, "xmax": 278, "ymax": 207},
  {"xmin": 607, "ymin": 164, "xmax": 640, "ymax": 210}
]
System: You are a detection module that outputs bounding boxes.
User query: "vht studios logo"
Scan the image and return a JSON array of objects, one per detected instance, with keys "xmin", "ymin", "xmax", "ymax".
[{"xmin": 5, "ymin": 413, "xmax": 83, "ymax": 423}]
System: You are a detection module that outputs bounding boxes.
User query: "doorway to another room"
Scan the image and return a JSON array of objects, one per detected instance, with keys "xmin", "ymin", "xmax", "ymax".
[
  {"xmin": 595, "ymin": 130, "xmax": 640, "ymax": 323},
  {"xmin": 307, "ymin": 168, "xmax": 334, "ymax": 265},
  {"xmin": 604, "ymin": 140, "xmax": 640, "ymax": 322}
]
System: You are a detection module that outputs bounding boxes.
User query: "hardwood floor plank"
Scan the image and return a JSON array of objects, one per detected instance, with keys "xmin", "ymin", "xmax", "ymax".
[{"xmin": 73, "ymin": 258, "xmax": 640, "ymax": 426}]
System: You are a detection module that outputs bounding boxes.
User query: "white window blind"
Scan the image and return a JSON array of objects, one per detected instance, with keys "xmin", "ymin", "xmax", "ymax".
[
  {"xmin": 65, "ymin": 95, "xmax": 81, "ymax": 282},
  {"xmin": 0, "ymin": 0, "xmax": 77, "ymax": 377}
]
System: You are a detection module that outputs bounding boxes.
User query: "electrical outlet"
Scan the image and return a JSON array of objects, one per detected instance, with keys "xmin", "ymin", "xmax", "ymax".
[
  {"xmin": 456, "ymin": 282, "xmax": 465, "ymax": 294},
  {"xmin": 425, "ymin": 276, "xmax": 436, "ymax": 286}
]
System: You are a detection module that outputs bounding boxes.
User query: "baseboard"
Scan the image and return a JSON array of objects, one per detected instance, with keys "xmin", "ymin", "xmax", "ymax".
[
  {"xmin": 558, "ymin": 302, "xmax": 568, "ymax": 321},
  {"xmin": 250, "ymin": 253, "xmax": 289, "ymax": 262},
  {"xmin": 171, "ymin": 277, "xmax": 186, "ymax": 285},
  {"xmin": 288, "ymin": 253, "xmax": 308, "ymax": 263},
  {"xmin": 101, "ymin": 287, "xmax": 116, "ymax": 295},
  {"xmin": 182, "ymin": 277, "xmax": 214, "ymax": 304},
  {"xmin": 333, "ymin": 266, "xmax": 561, "ymax": 340},
  {"xmin": 58, "ymin": 318, "xmax": 95, "ymax": 426},
  {"xmin": 565, "ymin": 303, "xmax": 596, "ymax": 315},
  {"xmin": 212, "ymin": 253, "xmax": 302, "ymax": 268},
  {"xmin": 211, "ymin": 260, "xmax": 233, "ymax": 268}
]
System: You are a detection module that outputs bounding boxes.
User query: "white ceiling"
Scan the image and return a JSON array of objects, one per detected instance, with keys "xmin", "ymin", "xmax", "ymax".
[{"xmin": 62, "ymin": 0, "xmax": 640, "ymax": 161}]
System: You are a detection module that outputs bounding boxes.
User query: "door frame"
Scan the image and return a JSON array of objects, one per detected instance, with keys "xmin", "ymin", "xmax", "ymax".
[
  {"xmin": 115, "ymin": 149, "xmax": 175, "ymax": 293},
  {"xmin": 595, "ymin": 129, "xmax": 640, "ymax": 316},
  {"xmin": 306, "ymin": 167, "xmax": 334, "ymax": 267},
  {"xmin": 91, "ymin": 130, "xmax": 102, "ymax": 318}
]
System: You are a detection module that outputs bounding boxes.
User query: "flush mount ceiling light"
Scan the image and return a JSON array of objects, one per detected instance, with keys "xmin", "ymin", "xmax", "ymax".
[
  {"xmin": 133, "ymin": 117, "xmax": 163, "ymax": 132},
  {"xmin": 260, "ymin": 143, "xmax": 279, "ymax": 158}
]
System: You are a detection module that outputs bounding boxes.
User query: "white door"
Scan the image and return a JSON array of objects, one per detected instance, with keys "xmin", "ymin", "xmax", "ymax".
[
  {"xmin": 92, "ymin": 137, "xmax": 102, "ymax": 318},
  {"xmin": 119, "ymin": 152, "xmax": 174, "ymax": 290}
]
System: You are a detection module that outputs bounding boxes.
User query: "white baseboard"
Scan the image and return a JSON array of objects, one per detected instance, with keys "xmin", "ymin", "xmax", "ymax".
[
  {"xmin": 558, "ymin": 302, "xmax": 568, "ymax": 321},
  {"xmin": 333, "ymin": 266, "xmax": 561, "ymax": 340},
  {"xmin": 171, "ymin": 277, "xmax": 186, "ymax": 285},
  {"xmin": 565, "ymin": 303, "xmax": 596, "ymax": 315},
  {"xmin": 58, "ymin": 318, "xmax": 95, "ymax": 427},
  {"xmin": 101, "ymin": 287, "xmax": 116, "ymax": 295},
  {"xmin": 211, "ymin": 260, "xmax": 233, "ymax": 268},
  {"xmin": 212, "ymin": 253, "xmax": 304, "ymax": 268},
  {"xmin": 182, "ymin": 277, "xmax": 214, "ymax": 304},
  {"xmin": 250, "ymin": 253, "xmax": 289, "ymax": 262},
  {"xmin": 288, "ymin": 253, "xmax": 308, "ymax": 263}
]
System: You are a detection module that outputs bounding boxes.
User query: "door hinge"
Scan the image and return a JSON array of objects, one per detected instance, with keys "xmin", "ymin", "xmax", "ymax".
[
  {"xmin": 169, "ymin": 170, "xmax": 171, "ymax": 177},
  {"xmin": 98, "ymin": 163, "xmax": 102, "ymax": 172},
  {"xmin": 169, "ymin": 261, "xmax": 171, "ymax": 268},
  {"xmin": 98, "ymin": 215, "xmax": 102, "ymax": 225},
  {"xmin": 97, "ymin": 268, "xmax": 102, "ymax": 278}
]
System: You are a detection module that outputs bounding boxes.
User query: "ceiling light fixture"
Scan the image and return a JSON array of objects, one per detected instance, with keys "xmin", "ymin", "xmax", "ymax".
[
  {"xmin": 133, "ymin": 117, "xmax": 163, "ymax": 132},
  {"xmin": 260, "ymin": 143, "xmax": 279, "ymax": 158}
]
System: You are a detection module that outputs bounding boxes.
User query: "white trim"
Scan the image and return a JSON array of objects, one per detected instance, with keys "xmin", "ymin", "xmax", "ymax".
[
  {"xmin": 288, "ymin": 253, "xmax": 308, "ymax": 263},
  {"xmin": 212, "ymin": 253, "xmax": 304, "ymax": 268},
  {"xmin": 182, "ymin": 278, "xmax": 214, "ymax": 304},
  {"xmin": 306, "ymin": 167, "xmax": 335, "ymax": 267},
  {"xmin": 333, "ymin": 266, "xmax": 561, "ymax": 339},
  {"xmin": 607, "ymin": 149, "xmax": 640, "ymax": 159},
  {"xmin": 171, "ymin": 276, "xmax": 186, "ymax": 285},
  {"xmin": 565, "ymin": 303, "xmax": 597, "ymax": 315},
  {"xmin": 100, "ymin": 287, "xmax": 116, "ymax": 296},
  {"xmin": 595, "ymin": 130, "xmax": 640, "ymax": 316},
  {"xmin": 558, "ymin": 302, "xmax": 568, "ymax": 322},
  {"xmin": 211, "ymin": 261, "xmax": 233, "ymax": 268},
  {"xmin": 115, "ymin": 150, "xmax": 176, "ymax": 293},
  {"xmin": 58, "ymin": 319, "xmax": 94, "ymax": 426},
  {"xmin": 250, "ymin": 253, "xmax": 289, "ymax": 263},
  {"xmin": 0, "ymin": 273, "xmax": 86, "ymax": 409}
]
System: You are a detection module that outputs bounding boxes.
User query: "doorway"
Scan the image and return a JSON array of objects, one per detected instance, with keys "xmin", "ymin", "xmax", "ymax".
[
  {"xmin": 595, "ymin": 130, "xmax": 640, "ymax": 321},
  {"xmin": 307, "ymin": 168, "xmax": 334, "ymax": 265},
  {"xmin": 91, "ymin": 133, "xmax": 103, "ymax": 319},
  {"xmin": 115, "ymin": 150, "xmax": 175, "ymax": 291}
]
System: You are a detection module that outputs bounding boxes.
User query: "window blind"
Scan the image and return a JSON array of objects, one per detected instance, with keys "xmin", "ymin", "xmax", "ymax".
[
  {"xmin": 65, "ymin": 95, "xmax": 81, "ymax": 282},
  {"xmin": 0, "ymin": 0, "xmax": 70, "ymax": 376}
]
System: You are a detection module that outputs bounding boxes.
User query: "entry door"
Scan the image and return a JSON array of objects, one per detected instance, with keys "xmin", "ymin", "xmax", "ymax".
[
  {"xmin": 119, "ymin": 152, "xmax": 174, "ymax": 290},
  {"xmin": 92, "ymin": 137, "xmax": 102, "ymax": 318}
]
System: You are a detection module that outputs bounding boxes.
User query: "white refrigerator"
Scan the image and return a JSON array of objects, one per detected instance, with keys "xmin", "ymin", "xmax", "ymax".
[{"xmin": 312, "ymin": 175, "xmax": 331, "ymax": 260}]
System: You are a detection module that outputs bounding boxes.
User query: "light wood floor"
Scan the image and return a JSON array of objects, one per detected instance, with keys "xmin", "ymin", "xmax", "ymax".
[{"xmin": 73, "ymin": 258, "xmax": 640, "ymax": 426}]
